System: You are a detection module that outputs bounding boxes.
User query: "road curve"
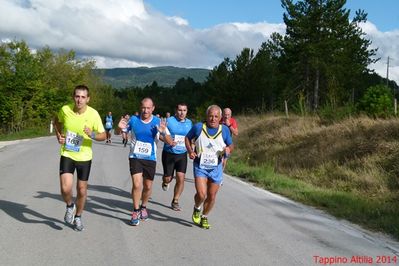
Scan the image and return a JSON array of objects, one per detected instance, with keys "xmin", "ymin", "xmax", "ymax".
[{"xmin": 1, "ymin": 136, "xmax": 398, "ymax": 266}]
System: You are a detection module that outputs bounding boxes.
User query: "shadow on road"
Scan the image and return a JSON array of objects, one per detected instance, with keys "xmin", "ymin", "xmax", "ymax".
[
  {"xmin": 34, "ymin": 191, "xmax": 131, "ymax": 223},
  {"xmin": 89, "ymin": 184, "xmax": 131, "ymax": 198},
  {"xmin": 0, "ymin": 200, "xmax": 63, "ymax": 230},
  {"xmin": 31, "ymin": 186, "xmax": 193, "ymax": 227},
  {"xmin": 148, "ymin": 200, "xmax": 194, "ymax": 227}
]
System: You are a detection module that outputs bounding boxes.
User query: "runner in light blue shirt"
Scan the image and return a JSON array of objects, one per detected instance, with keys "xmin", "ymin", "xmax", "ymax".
[
  {"xmin": 160, "ymin": 103, "xmax": 193, "ymax": 211},
  {"xmin": 119, "ymin": 98, "xmax": 173, "ymax": 226}
]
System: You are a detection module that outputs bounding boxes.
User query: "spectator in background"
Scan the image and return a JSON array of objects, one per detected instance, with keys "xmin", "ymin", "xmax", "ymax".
[{"xmin": 221, "ymin": 108, "xmax": 238, "ymax": 137}]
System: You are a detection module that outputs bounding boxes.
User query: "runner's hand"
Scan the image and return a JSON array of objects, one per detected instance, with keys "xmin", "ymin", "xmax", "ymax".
[
  {"xmin": 189, "ymin": 151, "xmax": 197, "ymax": 160},
  {"xmin": 57, "ymin": 133, "xmax": 65, "ymax": 144},
  {"xmin": 224, "ymin": 146, "xmax": 231, "ymax": 158},
  {"xmin": 83, "ymin": 126, "xmax": 92, "ymax": 137},
  {"xmin": 157, "ymin": 118, "xmax": 167, "ymax": 134}
]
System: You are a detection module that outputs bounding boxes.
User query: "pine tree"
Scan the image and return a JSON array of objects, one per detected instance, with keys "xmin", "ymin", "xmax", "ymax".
[{"xmin": 281, "ymin": 0, "xmax": 378, "ymax": 111}]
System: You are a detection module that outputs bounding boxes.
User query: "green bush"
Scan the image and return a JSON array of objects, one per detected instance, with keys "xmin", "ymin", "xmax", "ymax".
[
  {"xmin": 358, "ymin": 85, "xmax": 394, "ymax": 118},
  {"xmin": 318, "ymin": 104, "xmax": 356, "ymax": 124}
]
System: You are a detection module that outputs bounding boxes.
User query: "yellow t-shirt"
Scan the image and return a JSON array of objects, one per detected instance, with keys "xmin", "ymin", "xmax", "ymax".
[{"xmin": 58, "ymin": 104, "xmax": 105, "ymax": 161}]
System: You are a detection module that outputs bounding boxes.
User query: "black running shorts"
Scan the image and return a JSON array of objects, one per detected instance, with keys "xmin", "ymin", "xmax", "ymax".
[
  {"xmin": 59, "ymin": 156, "xmax": 92, "ymax": 181},
  {"xmin": 129, "ymin": 158, "xmax": 157, "ymax": 180},
  {"xmin": 161, "ymin": 150, "xmax": 188, "ymax": 177}
]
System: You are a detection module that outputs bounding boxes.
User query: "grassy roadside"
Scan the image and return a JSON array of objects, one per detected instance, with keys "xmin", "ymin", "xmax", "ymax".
[
  {"xmin": 225, "ymin": 114, "xmax": 399, "ymax": 240},
  {"xmin": 0, "ymin": 127, "xmax": 52, "ymax": 141}
]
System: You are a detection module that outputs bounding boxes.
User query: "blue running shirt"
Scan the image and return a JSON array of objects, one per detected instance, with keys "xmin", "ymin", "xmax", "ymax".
[
  {"xmin": 127, "ymin": 115, "xmax": 160, "ymax": 161},
  {"xmin": 163, "ymin": 116, "xmax": 193, "ymax": 154}
]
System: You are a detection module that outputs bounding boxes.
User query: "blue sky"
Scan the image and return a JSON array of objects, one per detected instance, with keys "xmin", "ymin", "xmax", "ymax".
[
  {"xmin": 0, "ymin": 0, "xmax": 398, "ymax": 83},
  {"xmin": 145, "ymin": 0, "xmax": 399, "ymax": 32}
]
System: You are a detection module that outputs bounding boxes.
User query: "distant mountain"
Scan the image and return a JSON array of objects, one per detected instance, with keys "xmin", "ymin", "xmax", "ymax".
[{"xmin": 93, "ymin": 66, "xmax": 210, "ymax": 88}]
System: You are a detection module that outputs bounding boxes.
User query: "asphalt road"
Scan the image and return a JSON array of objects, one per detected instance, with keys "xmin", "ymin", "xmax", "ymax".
[{"xmin": 1, "ymin": 136, "xmax": 398, "ymax": 266}]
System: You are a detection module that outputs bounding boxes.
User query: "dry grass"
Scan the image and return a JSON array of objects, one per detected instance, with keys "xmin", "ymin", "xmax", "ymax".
[
  {"xmin": 234, "ymin": 114, "xmax": 399, "ymax": 194},
  {"xmin": 230, "ymin": 114, "xmax": 399, "ymax": 239}
]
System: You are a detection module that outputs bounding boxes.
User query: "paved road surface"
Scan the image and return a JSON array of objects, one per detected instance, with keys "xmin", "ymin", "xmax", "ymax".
[{"xmin": 1, "ymin": 136, "xmax": 398, "ymax": 265}]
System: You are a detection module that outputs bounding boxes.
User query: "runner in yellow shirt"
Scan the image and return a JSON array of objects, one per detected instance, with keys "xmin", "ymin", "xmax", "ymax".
[{"xmin": 54, "ymin": 84, "xmax": 106, "ymax": 231}]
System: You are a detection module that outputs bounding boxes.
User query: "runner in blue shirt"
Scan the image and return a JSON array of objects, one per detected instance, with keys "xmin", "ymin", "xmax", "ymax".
[
  {"xmin": 185, "ymin": 105, "xmax": 233, "ymax": 229},
  {"xmin": 104, "ymin": 111, "xmax": 113, "ymax": 143},
  {"xmin": 119, "ymin": 97, "xmax": 173, "ymax": 226},
  {"xmin": 160, "ymin": 103, "xmax": 193, "ymax": 211}
]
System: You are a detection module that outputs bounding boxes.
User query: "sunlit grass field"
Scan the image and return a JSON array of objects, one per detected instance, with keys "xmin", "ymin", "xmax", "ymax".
[
  {"xmin": 226, "ymin": 114, "xmax": 399, "ymax": 240},
  {"xmin": 0, "ymin": 127, "xmax": 51, "ymax": 141}
]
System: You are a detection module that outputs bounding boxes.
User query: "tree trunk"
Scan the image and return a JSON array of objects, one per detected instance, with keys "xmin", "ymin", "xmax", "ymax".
[{"xmin": 314, "ymin": 68, "xmax": 320, "ymax": 111}]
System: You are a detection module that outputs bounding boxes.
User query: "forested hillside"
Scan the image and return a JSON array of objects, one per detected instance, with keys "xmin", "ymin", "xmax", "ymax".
[{"xmin": 93, "ymin": 67, "xmax": 210, "ymax": 88}]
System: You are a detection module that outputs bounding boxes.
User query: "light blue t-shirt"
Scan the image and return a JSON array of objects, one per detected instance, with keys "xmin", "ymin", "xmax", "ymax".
[
  {"xmin": 163, "ymin": 116, "xmax": 193, "ymax": 154},
  {"xmin": 104, "ymin": 115, "xmax": 113, "ymax": 129},
  {"xmin": 127, "ymin": 115, "xmax": 160, "ymax": 161}
]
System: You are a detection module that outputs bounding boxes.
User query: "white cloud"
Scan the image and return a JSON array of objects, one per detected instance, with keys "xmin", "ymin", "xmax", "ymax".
[
  {"xmin": 0, "ymin": 0, "xmax": 398, "ymax": 84},
  {"xmin": 166, "ymin": 16, "xmax": 189, "ymax": 26},
  {"xmin": 359, "ymin": 21, "xmax": 399, "ymax": 84}
]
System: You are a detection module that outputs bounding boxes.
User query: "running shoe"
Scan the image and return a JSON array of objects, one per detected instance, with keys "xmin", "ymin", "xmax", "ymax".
[
  {"xmin": 161, "ymin": 182, "xmax": 169, "ymax": 191},
  {"xmin": 129, "ymin": 211, "xmax": 140, "ymax": 226},
  {"xmin": 171, "ymin": 200, "xmax": 181, "ymax": 211},
  {"xmin": 200, "ymin": 216, "xmax": 211, "ymax": 229},
  {"xmin": 140, "ymin": 207, "xmax": 149, "ymax": 221},
  {"xmin": 64, "ymin": 203, "xmax": 76, "ymax": 224},
  {"xmin": 192, "ymin": 207, "xmax": 201, "ymax": 225},
  {"xmin": 73, "ymin": 216, "xmax": 84, "ymax": 231}
]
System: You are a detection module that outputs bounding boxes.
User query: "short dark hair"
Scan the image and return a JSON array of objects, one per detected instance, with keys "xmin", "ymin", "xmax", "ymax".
[
  {"xmin": 176, "ymin": 103, "xmax": 188, "ymax": 109},
  {"xmin": 74, "ymin": 84, "xmax": 90, "ymax": 96}
]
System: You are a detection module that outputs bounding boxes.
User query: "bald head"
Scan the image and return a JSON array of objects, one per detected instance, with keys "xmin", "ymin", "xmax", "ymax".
[
  {"xmin": 141, "ymin": 97, "xmax": 154, "ymax": 106},
  {"xmin": 140, "ymin": 97, "xmax": 155, "ymax": 121}
]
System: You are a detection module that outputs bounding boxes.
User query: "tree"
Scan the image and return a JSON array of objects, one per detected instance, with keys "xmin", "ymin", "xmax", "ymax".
[
  {"xmin": 0, "ymin": 40, "xmax": 101, "ymax": 133},
  {"xmin": 358, "ymin": 85, "xmax": 393, "ymax": 118},
  {"xmin": 281, "ymin": 0, "xmax": 378, "ymax": 111}
]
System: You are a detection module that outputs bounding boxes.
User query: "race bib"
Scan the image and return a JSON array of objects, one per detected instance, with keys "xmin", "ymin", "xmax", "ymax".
[
  {"xmin": 174, "ymin": 134, "xmax": 185, "ymax": 150},
  {"xmin": 65, "ymin": 130, "xmax": 84, "ymax": 152},
  {"xmin": 133, "ymin": 141, "xmax": 152, "ymax": 157},
  {"xmin": 199, "ymin": 152, "xmax": 218, "ymax": 169},
  {"xmin": 105, "ymin": 121, "xmax": 112, "ymax": 128}
]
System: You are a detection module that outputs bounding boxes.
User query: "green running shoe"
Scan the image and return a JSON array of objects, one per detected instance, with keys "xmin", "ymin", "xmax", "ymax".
[
  {"xmin": 200, "ymin": 216, "xmax": 211, "ymax": 229},
  {"xmin": 192, "ymin": 207, "xmax": 201, "ymax": 225}
]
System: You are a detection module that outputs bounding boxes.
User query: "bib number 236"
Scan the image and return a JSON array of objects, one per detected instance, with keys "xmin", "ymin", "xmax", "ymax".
[{"xmin": 200, "ymin": 152, "xmax": 218, "ymax": 169}]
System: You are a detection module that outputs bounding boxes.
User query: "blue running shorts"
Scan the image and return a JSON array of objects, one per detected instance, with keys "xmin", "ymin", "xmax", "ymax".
[{"xmin": 193, "ymin": 162, "xmax": 223, "ymax": 185}]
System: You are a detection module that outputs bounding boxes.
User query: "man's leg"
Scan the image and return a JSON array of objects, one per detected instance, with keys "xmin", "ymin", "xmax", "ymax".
[
  {"xmin": 192, "ymin": 177, "xmax": 207, "ymax": 224},
  {"xmin": 60, "ymin": 173, "xmax": 74, "ymax": 205},
  {"xmin": 60, "ymin": 173, "xmax": 76, "ymax": 224},
  {"xmin": 202, "ymin": 181, "xmax": 220, "ymax": 216},
  {"xmin": 194, "ymin": 177, "xmax": 207, "ymax": 208},
  {"xmin": 161, "ymin": 151, "xmax": 173, "ymax": 191},
  {"xmin": 131, "ymin": 173, "xmax": 143, "ymax": 210},
  {"xmin": 75, "ymin": 180, "xmax": 88, "ymax": 216},
  {"xmin": 141, "ymin": 178, "xmax": 153, "ymax": 207},
  {"xmin": 173, "ymin": 171, "xmax": 185, "ymax": 202}
]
